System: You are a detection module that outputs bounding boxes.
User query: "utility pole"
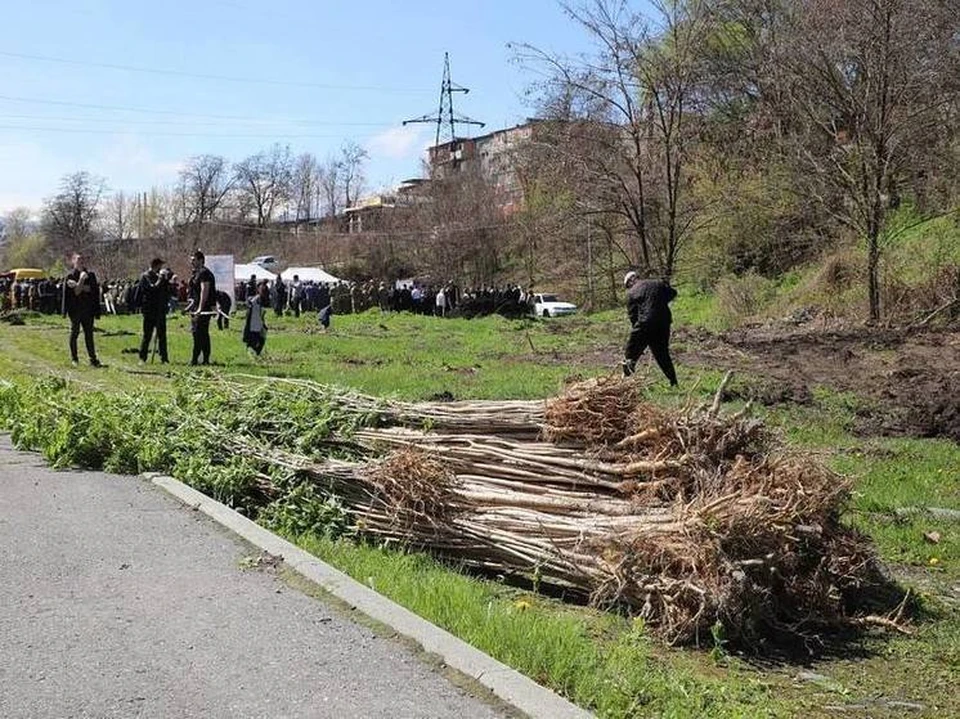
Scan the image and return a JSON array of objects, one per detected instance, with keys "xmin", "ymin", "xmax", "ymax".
[{"xmin": 403, "ymin": 52, "xmax": 485, "ymax": 149}]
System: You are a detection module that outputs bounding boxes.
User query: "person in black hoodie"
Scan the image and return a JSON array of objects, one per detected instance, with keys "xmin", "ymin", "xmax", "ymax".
[
  {"xmin": 62, "ymin": 252, "xmax": 101, "ymax": 367},
  {"xmin": 622, "ymin": 270, "xmax": 678, "ymax": 386},
  {"xmin": 186, "ymin": 249, "xmax": 217, "ymax": 366},
  {"xmin": 137, "ymin": 258, "xmax": 174, "ymax": 364}
]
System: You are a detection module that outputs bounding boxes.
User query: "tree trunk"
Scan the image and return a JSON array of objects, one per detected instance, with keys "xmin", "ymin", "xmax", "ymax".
[{"xmin": 867, "ymin": 225, "xmax": 881, "ymax": 323}]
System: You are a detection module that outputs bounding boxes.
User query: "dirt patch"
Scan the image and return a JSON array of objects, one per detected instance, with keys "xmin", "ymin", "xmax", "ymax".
[{"xmin": 672, "ymin": 324, "xmax": 960, "ymax": 442}]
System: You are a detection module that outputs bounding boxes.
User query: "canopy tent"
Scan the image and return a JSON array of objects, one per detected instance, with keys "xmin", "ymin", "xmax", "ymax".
[
  {"xmin": 234, "ymin": 263, "xmax": 276, "ymax": 282},
  {"xmin": 280, "ymin": 266, "xmax": 342, "ymax": 284}
]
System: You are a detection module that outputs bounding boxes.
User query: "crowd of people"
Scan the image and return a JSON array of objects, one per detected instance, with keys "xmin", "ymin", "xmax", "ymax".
[
  {"xmin": 5, "ymin": 252, "xmax": 682, "ymax": 385},
  {"xmin": 0, "ymin": 273, "xmax": 185, "ymax": 316},
  {"xmin": 3, "ymin": 270, "xmax": 540, "ymax": 323},
  {"xmin": 0, "ymin": 275, "xmax": 61, "ymax": 314},
  {"xmin": 230, "ymin": 276, "xmax": 540, "ymax": 321}
]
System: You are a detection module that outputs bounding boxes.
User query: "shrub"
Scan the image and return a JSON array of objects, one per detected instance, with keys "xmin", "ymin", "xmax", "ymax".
[{"xmin": 714, "ymin": 272, "xmax": 777, "ymax": 326}]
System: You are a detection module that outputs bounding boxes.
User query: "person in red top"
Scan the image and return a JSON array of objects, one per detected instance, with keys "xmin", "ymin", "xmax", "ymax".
[{"xmin": 622, "ymin": 270, "xmax": 678, "ymax": 386}]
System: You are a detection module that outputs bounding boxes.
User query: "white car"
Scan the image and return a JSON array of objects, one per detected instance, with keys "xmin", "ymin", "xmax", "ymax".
[
  {"xmin": 532, "ymin": 293, "xmax": 577, "ymax": 318},
  {"xmin": 251, "ymin": 255, "xmax": 279, "ymax": 270}
]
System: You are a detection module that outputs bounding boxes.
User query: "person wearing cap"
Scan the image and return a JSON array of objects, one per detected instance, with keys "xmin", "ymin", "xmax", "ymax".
[
  {"xmin": 137, "ymin": 257, "xmax": 175, "ymax": 364},
  {"xmin": 622, "ymin": 270, "xmax": 678, "ymax": 386},
  {"xmin": 62, "ymin": 251, "xmax": 102, "ymax": 367},
  {"xmin": 187, "ymin": 250, "xmax": 217, "ymax": 366}
]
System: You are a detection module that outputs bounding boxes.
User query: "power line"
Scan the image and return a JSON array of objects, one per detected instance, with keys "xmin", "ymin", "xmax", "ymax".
[
  {"xmin": 0, "ymin": 93, "xmax": 393, "ymax": 124},
  {"xmin": 0, "ymin": 123, "xmax": 366, "ymax": 140},
  {"xmin": 0, "ymin": 50, "xmax": 433, "ymax": 93},
  {"xmin": 0, "ymin": 111, "xmax": 395, "ymax": 129}
]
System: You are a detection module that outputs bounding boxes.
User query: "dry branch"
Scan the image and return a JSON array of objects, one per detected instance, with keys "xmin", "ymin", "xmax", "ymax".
[{"xmin": 203, "ymin": 374, "xmax": 897, "ymax": 646}]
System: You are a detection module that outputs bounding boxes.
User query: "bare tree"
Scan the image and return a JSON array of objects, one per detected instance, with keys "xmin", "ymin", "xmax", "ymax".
[
  {"xmin": 318, "ymin": 142, "xmax": 369, "ymax": 217},
  {"xmin": 292, "ymin": 152, "xmax": 320, "ymax": 222},
  {"xmin": 100, "ymin": 190, "xmax": 138, "ymax": 241},
  {"xmin": 406, "ymin": 167, "xmax": 506, "ymax": 286},
  {"xmin": 772, "ymin": 0, "xmax": 960, "ymax": 321},
  {"xmin": 514, "ymin": 0, "xmax": 713, "ymax": 277},
  {"xmin": 317, "ymin": 154, "xmax": 341, "ymax": 217},
  {"xmin": 339, "ymin": 141, "xmax": 368, "ymax": 210},
  {"xmin": 41, "ymin": 171, "xmax": 106, "ymax": 254},
  {"xmin": 140, "ymin": 188, "xmax": 180, "ymax": 238},
  {"xmin": 233, "ymin": 144, "xmax": 294, "ymax": 227},
  {"xmin": 178, "ymin": 154, "xmax": 233, "ymax": 224}
]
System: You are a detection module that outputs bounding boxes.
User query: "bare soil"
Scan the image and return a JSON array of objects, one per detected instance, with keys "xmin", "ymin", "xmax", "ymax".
[{"xmin": 673, "ymin": 324, "xmax": 960, "ymax": 442}]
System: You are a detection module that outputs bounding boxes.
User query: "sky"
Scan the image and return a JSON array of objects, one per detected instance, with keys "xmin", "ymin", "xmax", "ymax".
[{"xmin": 0, "ymin": 0, "xmax": 613, "ymax": 214}]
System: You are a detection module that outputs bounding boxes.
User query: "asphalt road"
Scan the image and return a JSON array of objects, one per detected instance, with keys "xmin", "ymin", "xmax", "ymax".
[{"xmin": 0, "ymin": 436, "xmax": 507, "ymax": 719}]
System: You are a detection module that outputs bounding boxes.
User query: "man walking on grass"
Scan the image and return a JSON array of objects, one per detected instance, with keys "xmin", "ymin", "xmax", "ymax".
[
  {"xmin": 622, "ymin": 270, "xmax": 678, "ymax": 386},
  {"xmin": 62, "ymin": 252, "xmax": 101, "ymax": 368}
]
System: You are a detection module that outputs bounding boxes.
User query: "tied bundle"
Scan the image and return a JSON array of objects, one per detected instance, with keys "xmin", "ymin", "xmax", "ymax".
[{"xmin": 208, "ymin": 373, "xmax": 899, "ymax": 646}]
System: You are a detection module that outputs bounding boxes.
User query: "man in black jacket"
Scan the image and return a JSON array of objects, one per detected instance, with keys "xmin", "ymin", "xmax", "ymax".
[
  {"xmin": 137, "ymin": 258, "xmax": 173, "ymax": 364},
  {"xmin": 622, "ymin": 270, "xmax": 678, "ymax": 386},
  {"xmin": 63, "ymin": 252, "xmax": 102, "ymax": 367},
  {"xmin": 187, "ymin": 249, "xmax": 216, "ymax": 366}
]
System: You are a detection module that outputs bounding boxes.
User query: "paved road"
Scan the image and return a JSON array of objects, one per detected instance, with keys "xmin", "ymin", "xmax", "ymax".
[{"xmin": 0, "ymin": 437, "xmax": 507, "ymax": 719}]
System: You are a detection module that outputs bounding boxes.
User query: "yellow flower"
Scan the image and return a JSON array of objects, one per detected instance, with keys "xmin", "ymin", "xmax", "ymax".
[
  {"xmin": 928, "ymin": 557, "xmax": 940, "ymax": 566},
  {"xmin": 514, "ymin": 600, "xmax": 532, "ymax": 611}
]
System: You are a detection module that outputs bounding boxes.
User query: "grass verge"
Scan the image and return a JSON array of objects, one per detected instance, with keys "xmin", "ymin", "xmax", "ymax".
[{"xmin": 0, "ymin": 310, "xmax": 956, "ymax": 717}]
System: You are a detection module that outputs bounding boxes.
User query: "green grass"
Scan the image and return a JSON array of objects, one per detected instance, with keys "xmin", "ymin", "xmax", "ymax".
[
  {"xmin": 768, "ymin": 388, "xmax": 959, "ymax": 579},
  {"xmin": 837, "ymin": 438, "xmax": 960, "ymax": 573},
  {"xmin": 0, "ymin": 310, "xmax": 620, "ymax": 399},
  {"xmin": 0, "ymin": 308, "xmax": 956, "ymax": 718},
  {"xmin": 671, "ymin": 288, "xmax": 727, "ymax": 331},
  {"xmin": 291, "ymin": 533, "xmax": 783, "ymax": 719}
]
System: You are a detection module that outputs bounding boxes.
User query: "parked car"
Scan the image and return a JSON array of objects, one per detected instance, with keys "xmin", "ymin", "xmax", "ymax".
[
  {"xmin": 251, "ymin": 255, "xmax": 278, "ymax": 270},
  {"xmin": 532, "ymin": 293, "xmax": 577, "ymax": 318}
]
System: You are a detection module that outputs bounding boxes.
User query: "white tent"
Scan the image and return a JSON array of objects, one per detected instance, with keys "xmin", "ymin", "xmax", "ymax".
[
  {"xmin": 281, "ymin": 266, "xmax": 342, "ymax": 284},
  {"xmin": 235, "ymin": 263, "xmax": 276, "ymax": 282}
]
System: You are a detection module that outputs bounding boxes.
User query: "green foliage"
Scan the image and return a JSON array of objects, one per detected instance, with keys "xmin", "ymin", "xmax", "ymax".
[
  {"xmin": 1, "ymin": 231, "xmax": 53, "ymax": 271},
  {"xmin": 0, "ymin": 375, "xmax": 370, "ymax": 526},
  {"xmin": 684, "ymin": 157, "xmax": 828, "ymax": 289},
  {"xmin": 259, "ymin": 483, "xmax": 352, "ymax": 539},
  {"xmin": 713, "ymin": 272, "xmax": 777, "ymax": 326}
]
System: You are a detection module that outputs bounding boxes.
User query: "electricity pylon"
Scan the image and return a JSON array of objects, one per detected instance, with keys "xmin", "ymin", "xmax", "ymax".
[{"xmin": 403, "ymin": 52, "xmax": 485, "ymax": 148}]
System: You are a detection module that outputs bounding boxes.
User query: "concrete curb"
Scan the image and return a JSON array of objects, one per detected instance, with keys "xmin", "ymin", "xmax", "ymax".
[{"xmin": 145, "ymin": 472, "xmax": 593, "ymax": 719}]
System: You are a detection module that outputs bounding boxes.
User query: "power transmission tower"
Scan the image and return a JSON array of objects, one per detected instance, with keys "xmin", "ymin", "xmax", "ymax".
[{"xmin": 404, "ymin": 52, "xmax": 485, "ymax": 149}]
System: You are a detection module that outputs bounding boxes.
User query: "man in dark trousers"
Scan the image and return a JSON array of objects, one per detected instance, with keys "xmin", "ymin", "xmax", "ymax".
[
  {"xmin": 216, "ymin": 289, "xmax": 232, "ymax": 330},
  {"xmin": 272, "ymin": 277, "xmax": 287, "ymax": 317},
  {"xmin": 138, "ymin": 258, "xmax": 174, "ymax": 364},
  {"xmin": 622, "ymin": 270, "xmax": 678, "ymax": 386},
  {"xmin": 62, "ymin": 252, "xmax": 102, "ymax": 367},
  {"xmin": 187, "ymin": 249, "xmax": 216, "ymax": 366}
]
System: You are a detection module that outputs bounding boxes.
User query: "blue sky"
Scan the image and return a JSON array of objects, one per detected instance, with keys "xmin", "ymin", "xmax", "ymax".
[{"xmin": 0, "ymin": 0, "xmax": 610, "ymax": 213}]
